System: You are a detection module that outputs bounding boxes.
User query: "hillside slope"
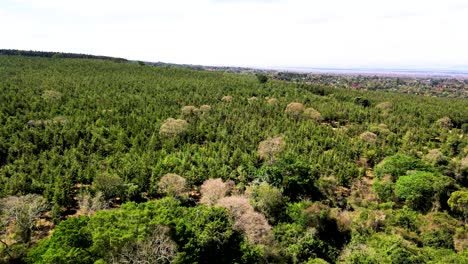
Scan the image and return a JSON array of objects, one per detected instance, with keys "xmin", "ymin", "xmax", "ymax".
[{"xmin": 0, "ymin": 56, "xmax": 467, "ymax": 263}]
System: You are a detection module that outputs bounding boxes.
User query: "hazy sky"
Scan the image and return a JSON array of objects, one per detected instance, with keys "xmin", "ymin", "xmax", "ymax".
[{"xmin": 2, "ymin": 0, "xmax": 468, "ymax": 69}]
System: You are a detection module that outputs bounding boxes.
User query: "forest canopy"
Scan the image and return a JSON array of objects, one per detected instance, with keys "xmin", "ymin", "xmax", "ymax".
[{"xmin": 0, "ymin": 55, "xmax": 467, "ymax": 263}]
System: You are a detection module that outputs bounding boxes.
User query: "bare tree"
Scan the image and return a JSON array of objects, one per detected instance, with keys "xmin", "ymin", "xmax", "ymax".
[
  {"xmin": 258, "ymin": 136, "xmax": 285, "ymax": 165},
  {"xmin": 159, "ymin": 118, "xmax": 189, "ymax": 138},
  {"xmin": 303, "ymin": 108, "xmax": 323, "ymax": 122},
  {"xmin": 234, "ymin": 211, "xmax": 273, "ymax": 245},
  {"xmin": 200, "ymin": 178, "xmax": 233, "ymax": 206},
  {"xmin": 78, "ymin": 191, "xmax": 108, "ymax": 215},
  {"xmin": 158, "ymin": 173, "xmax": 188, "ymax": 198},
  {"xmin": 285, "ymin": 102, "xmax": 305, "ymax": 119},
  {"xmin": 0, "ymin": 194, "xmax": 48, "ymax": 243},
  {"xmin": 216, "ymin": 196, "xmax": 253, "ymax": 219},
  {"xmin": 221, "ymin": 95, "xmax": 233, "ymax": 102},
  {"xmin": 359, "ymin": 132, "xmax": 377, "ymax": 144},
  {"xmin": 111, "ymin": 225, "xmax": 177, "ymax": 264}
]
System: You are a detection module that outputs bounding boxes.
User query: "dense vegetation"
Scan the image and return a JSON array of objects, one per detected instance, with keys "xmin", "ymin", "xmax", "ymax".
[
  {"xmin": 274, "ymin": 72, "xmax": 468, "ymax": 98},
  {"xmin": 0, "ymin": 55, "xmax": 467, "ymax": 263}
]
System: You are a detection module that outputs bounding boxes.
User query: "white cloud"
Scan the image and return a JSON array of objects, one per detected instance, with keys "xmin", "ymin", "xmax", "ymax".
[{"xmin": 1, "ymin": 0, "xmax": 467, "ymax": 68}]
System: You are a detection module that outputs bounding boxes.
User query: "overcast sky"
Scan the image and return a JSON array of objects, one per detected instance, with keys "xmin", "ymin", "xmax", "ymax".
[{"xmin": 1, "ymin": 0, "xmax": 468, "ymax": 69}]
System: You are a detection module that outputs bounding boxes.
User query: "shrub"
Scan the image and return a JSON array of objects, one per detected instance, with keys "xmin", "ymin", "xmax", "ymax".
[
  {"xmin": 159, "ymin": 118, "xmax": 189, "ymax": 138},
  {"xmin": 158, "ymin": 173, "xmax": 188, "ymax": 198},
  {"xmin": 448, "ymin": 190, "xmax": 468, "ymax": 223},
  {"xmin": 421, "ymin": 229, "xmax": 454, "ymax": 249},
  {"xmin": 354, "ymin": 97, "xmax": 370, "ymax": 107},
  {"xmin": 257, "ymin": 136, "xmax": 285, "ymax": 165},
  {"xmin": 256, "ymin": 74, "xmax": 269, "ymax": 84},
  {"xmin": 200, "ymin": 178, "xmax": 232, "ymax": 205}
]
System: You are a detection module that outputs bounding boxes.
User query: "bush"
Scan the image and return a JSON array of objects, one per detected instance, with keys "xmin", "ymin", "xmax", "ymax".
[{"xmin": 256, "ymin": 74, "xmax": 269, "ymax": 84}]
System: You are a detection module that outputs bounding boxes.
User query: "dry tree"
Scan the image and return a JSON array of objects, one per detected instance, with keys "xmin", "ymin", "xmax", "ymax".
[
  {"xmin": 77, "ymin": 191, "xmax": 108, "ymax": 215},
  {"xmin": 436, "ymin": 116, "xmax": 453, "ymax": 128},
  {"xmin": 303, "ymin": 107, "xmax": 323, "ymax": 122},
  {"xmin": 247, "ymin": 96, "xmax": 258, "ymax": 103},
  {"xmin": 157, "ymin": 173, "xmax": 188, "ymax": 198},
  {"xmin": 216, "ymin": 196, "xmax": 253, "ymax": 219},
  {"xmin": 257, "ymin": 136, "xmax": 285, "ymax": 165},
  {"xmin": 216, "ymin": 195, "xmax": 274, "ymax": 245},
  {"xmin": 199, "ymin": 178, "xmax": 233, "ymax": 205},
  {"xmin": 0, "ymin": 194, "xmax": 48, "ymax": 243},
  {"xmin": 199, "ymin": 104, "xmax": 212, "ymax": 112},
  {"xmin": 221, "ymin": 95, "xmax": 233, "ymax": 102},
  {"xmin": 359, "ymin": 131, "xmax": 378, "ymax": 144},
  {"xmin": 375, "ymin": 101, "xmax": 393, "ymax": 111},
  {"xmin": 267, "ymin": 98, "xmax": 279, "ymax": 105},
  {"xmin": 41, "ymin": 90, "xmax": 62, "ymax": 100},
  {"xmin": 285, "ymin": 102, "xmax": 305, "ymax": 119},
  {"xmin": 423, "ymin": 149, "xmax": 445, "ymax": 165},
  {"xmin": 181, "ymin": 105, "xmax": 198, "ymax": 117},
  {"xmin": 159, "ymin": 118, "xmax": 189, "ymax": 138},
  {"xmin": 234, "ymin": 211, "xmax": 274, "ymax": 245},
  {"xmin": 111, "ymin": 225, "xmax": 177, "ymax": 264}
]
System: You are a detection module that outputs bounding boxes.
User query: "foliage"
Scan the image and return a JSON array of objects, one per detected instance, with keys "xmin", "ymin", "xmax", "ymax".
[
  {"xmin": 0, "ymin": 55, "xmax": 467, "ymax": 262},
  {"xmin": 374, "ymin": 154, "xmax": 434, "ymax": 181},
  {"xmin": 394, "ymin": 171, "xmax": 455, "ymax": 212}
]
